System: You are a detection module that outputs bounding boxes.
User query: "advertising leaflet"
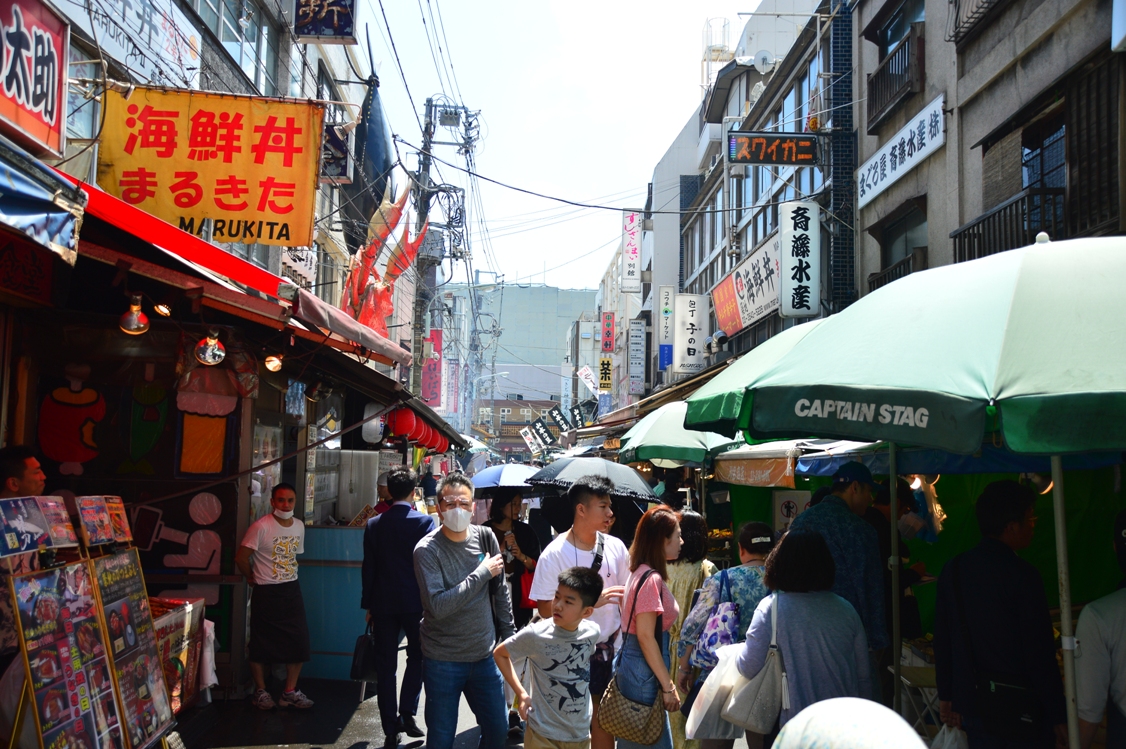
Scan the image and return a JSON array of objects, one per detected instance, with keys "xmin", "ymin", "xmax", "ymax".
[
  {"xmin": 104, "ymin": 499, "xmax": 132, "ymax": 544},
  {"xmin": 1, "ymin": 497, "xmax": 81, "ymax": 558},
  {"xmin": 11, "ymin": 562, "xmax": 124, "ymax": 749},
  {"xmin": 149, "ymin": 598, "xmax": 204, "ymax": 714},
  {"xmin": 76, "ymin": 497, "xmax": 116, "ymax": 547},
  {"xmin": 93, "ymin": 550, "xmax": 173, "ymax": 749}
]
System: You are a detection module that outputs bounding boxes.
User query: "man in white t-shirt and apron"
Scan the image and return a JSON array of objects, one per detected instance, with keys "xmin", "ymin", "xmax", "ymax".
[
  {"xmin": 236, "ymin": 483, "xmax": 313, "ymax": 710},
  {"xmin": 529, "ymin": 476, "xmax": 629, "ymax": 749}
]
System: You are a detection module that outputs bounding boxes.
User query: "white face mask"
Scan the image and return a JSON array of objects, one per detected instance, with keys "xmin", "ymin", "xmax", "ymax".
[
  {"xmin": 442, "ymin": 506, "xmax": 472, "ymax": 533},
  {"xmin": 274, "ymin": 509, "xmax": 294, "ymax": 520}
]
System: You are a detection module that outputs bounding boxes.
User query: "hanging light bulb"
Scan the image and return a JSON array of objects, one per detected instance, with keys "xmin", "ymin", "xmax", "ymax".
[
  {"xmin": 119, "ymin": 294, "xmax": 150, "ymax": 335},
  {"xmin": 909, "ymin": 475, "xmax": 923, "ymax": 491},
  {"xmin": 264, "ymin": 354, "xmax": 284, "ymax": 372},
  {"xmin": 194, "ymin": 328, "xmax": 225, "ymax": 365},
  {"xmin": 153, "ymin": 301, "xmax": 172, "ymax": 317}
]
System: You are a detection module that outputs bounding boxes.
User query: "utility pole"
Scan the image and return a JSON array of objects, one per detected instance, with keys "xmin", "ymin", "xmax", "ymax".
[{"xmin": 409, "ymin": 98, "xmax": 438, "ymax": 395}]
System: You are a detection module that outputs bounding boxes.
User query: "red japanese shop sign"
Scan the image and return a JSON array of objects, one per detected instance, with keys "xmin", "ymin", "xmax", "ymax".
[
  {"xmin": 0, "ymin": 0, "xmax": 68, "ymax": 156},
  {"xmin": 97, "ymin": 87, "xmax": 325, "ymax": 247}
]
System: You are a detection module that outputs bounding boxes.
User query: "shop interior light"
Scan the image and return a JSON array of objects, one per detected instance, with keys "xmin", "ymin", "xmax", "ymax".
[
  {"xmin": 119, "ymin": 294, "xmax": 150, "ymax": 335},
  {"xmin": 264, "ymin": 354, "xmax": 284, "ymax": 372},
  {"xmin": 153, "ymin": 302, "xmax": 172, "ymax": 317},
  {"xmin": 194, "ymin": 329, "xmax": 225, "ymax": 365},
  {"xmin": 909, "ymin": 474, "xmax": 941, "ymax": 491},
  {"xmin": 1019, "ymin": 472, "xmax": 1054, "ymax": 494},
  {"xmin": 910, "ymin": 476, "xmax": 922, "ymax": 491}
]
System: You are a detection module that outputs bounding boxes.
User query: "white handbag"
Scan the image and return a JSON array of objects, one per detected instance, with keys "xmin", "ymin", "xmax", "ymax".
[{"xmin": 720, "ymin": 594, "xmax": 789, "ymax": 733}]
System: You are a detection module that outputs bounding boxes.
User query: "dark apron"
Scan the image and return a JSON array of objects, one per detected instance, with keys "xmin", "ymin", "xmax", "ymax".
[{"xmin": 1107, "ymin": 698, "xmax": 1126, "ymax": 749}]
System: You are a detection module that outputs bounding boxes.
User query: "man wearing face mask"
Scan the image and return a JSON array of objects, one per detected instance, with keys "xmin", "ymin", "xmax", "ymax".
[
  {"xmin": 236, "ymin": 483, "xmax": 314, "ymax": 710},
  {"xmin": 413, "ymin": 471, "xmax": 514, "ymax": 749}
]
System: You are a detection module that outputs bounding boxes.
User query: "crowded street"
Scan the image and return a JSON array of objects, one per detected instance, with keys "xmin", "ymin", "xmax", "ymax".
[{"xmin": 0, "ymin": 0, "xmax": 1124, "ymax": 749}]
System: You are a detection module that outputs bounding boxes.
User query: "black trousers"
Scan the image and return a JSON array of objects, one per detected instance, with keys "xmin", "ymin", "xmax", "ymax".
[{"xmin": 373, "ymin": 610, "xmax": 424, "ymax": 736}]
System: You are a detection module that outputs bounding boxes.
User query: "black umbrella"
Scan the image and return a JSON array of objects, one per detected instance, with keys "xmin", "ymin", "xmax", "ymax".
[{"xmin": 527, "ymin": 457, "xmax": 655, "ymax": 543}]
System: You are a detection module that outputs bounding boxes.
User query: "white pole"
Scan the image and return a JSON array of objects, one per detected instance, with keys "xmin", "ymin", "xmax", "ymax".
[
  {"xmin": 889, "ymin": 442, "xmax": 901, "ymax": 713},
  {"xmin": 1050, "ymin": 455, "xmax": 1079, "ymax": 749}
]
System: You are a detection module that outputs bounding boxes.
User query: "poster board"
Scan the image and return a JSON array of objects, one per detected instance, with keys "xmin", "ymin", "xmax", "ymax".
[
  {"xmin": 773, "ymin": 490, "xmax": 812, "ymax": 534},
  {"xmin": 104, "ymin": 499, "xmax": 133, "ymax": 544},
  {"xmin": 92, "ymin": 550, "xmax": 173, "ymax": 749},
  {"xmin": 10, "ymin": 561, "xmax": 126, "ymax": 749}
]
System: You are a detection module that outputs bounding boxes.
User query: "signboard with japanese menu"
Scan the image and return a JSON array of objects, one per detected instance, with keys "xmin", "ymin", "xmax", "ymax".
[
  {"xmin": 728, "ymin": 132, "xmax": 820, "ymax": 166},
  {"xmin": 11, "ymin": 562, "xmax": 125, "ymax": 749},
  {"xmin": 598, "ymin": 357, "xmax": 613, "ymax": 392},
  {"xmin": 672, "ymin": 294, "xmax": 708, "ymax": 374},
  {"xmin": 0, "ymin": 0, "xmax": 68, "ymax": 156},
  {"xmin": 92, "ymin": 550, "xmax": 173, "ymax": 749},
  {"xmin": 96, "ymin": 87, "xmax": 326, "ymax": 247},
  {"xmin": 601, "ymin": 312, "xmax": 615, "ymax": 353},
  {"xmin": 778, "ymin": 201, "xmax": 821, "ymax": 318},
  {"xmin": 620, "ymin": 211, "xmax": 641, "ymax": 293},
  {"xmin": 710, "ymin": 239, "xmax": 781, "ymax": 336}
]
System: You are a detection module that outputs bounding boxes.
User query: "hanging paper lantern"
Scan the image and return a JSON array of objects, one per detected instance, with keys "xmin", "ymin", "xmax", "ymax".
[
  {"xmin": 388, "ymin": 408, "xmax": 416, "ymax": 436},
  {"xmin": 436, "ymin": 436, "xmax": 449, "ymax": 453},
  {"xmin": 408, "ymin": 418, "xmax": 427, "ymax": 442},
  {"xmin": 421, "ymin": 424, "xmax": 436, "ymax": 448}
]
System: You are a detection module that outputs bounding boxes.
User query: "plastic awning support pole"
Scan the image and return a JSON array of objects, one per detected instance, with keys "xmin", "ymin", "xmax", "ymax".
[
  {"xmin": 1051, "ymin": 455, "xmax": 1079, "ymax": 749},
  {"xmin": 889, "ymin": 442, "xmax": 901, "ymax": 713}
]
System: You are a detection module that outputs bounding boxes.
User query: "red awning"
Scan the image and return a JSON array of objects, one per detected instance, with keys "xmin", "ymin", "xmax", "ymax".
[{"xmin": 52, "ymin": 171, "xmax": 411, "ymax": 366}]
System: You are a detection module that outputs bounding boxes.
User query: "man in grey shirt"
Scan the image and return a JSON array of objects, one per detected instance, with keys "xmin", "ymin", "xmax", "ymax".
[{"xmin": 414, "ymin": 471, "xmax": 515, "ymax": 749}]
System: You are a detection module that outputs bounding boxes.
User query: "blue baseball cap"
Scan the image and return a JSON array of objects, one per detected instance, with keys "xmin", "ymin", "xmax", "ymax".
[{"xmin": 832, "ymin": 461, "xmax": 879, "ymax": 490}]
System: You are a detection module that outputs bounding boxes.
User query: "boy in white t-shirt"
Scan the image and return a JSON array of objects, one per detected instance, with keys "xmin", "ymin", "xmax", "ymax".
[
  {"xmin": 235, "ymin": 483, "xmax": 313, "ymax": 711},
  {"xmin": 495, "ymin": 567, "xmax": 603, "ymax": 749},
  {"xmin": 529, "ymin": 476, "xmax": 629, "ymax": 749}
]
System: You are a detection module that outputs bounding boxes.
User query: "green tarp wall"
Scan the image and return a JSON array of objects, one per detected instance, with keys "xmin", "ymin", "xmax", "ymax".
[{"xmin": 713, "ymin": 467, "xmax": 1125, "ymax": 633}]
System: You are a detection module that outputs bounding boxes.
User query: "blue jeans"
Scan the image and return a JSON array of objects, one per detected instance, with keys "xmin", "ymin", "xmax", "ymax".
[
  {"xmin": 615, "ymin": 632, "xmax": 672, "ymax": 749},
  {"xmin": 422, "ymin": 656, "xmax": 508, "ymax": 749}
]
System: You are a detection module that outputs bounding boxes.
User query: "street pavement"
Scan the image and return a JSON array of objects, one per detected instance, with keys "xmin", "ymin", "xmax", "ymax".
[{"xmin": 187, "ymin": 647, "xmax": 749, "ymax": 749}]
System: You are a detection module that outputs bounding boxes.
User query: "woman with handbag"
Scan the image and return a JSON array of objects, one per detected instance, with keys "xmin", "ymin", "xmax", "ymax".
[
  {"xmin": 606, "ymin": 505, "xmax": 684, "ymax": 749},
  {"xmin": 666, "ymin": 512, "xmax": 718, "ymax": 749},
  {"xmin": 677, "ymin": 523, "xmax": 776, "ymax": 749},
  {"xmin": 732, "ymin": 531, "xmax": 873, "ymax": 734}
]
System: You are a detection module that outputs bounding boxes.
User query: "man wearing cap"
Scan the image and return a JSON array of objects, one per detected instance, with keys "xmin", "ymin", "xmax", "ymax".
[{"xmin": 790, "ymin": 461, "xmax": 887, "ymax": 654}]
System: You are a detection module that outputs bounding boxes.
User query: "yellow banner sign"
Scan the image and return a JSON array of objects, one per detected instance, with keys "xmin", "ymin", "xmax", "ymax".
[
  {"xmin": 97, "ymin": 87, "xmax": 325, "ymax": 247},
  {"xmin": 599, "ymin": 357, "xmax": 613, "ymax": 392}
]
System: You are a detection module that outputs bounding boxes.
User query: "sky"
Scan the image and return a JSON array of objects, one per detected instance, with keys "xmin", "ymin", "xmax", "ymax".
[{"xmin": 350, "ymin": 0, "xmax": 757, "ymax": 290}]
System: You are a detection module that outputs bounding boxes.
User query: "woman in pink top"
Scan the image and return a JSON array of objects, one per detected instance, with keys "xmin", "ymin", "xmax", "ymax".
[{"xmin": 613, "ymin": 506, "xmax": 684, "ymax": 749}]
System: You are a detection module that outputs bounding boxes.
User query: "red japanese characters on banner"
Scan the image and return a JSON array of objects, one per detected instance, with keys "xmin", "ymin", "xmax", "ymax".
[
  {"xmin": 97, "ymin": 87, "xmax": 325, "ymax": 247},
  {"xmin": 421, "ymin": 329, "xmax": 443, "ymax": 408},
  {"xmin": 0, "ymin": 0, "xmax": 67, "ymax": 155},
  {"xmin": 601, "ymin": 312, "xmax": 615, "ymax": 353},
  {"xmin": 711, "ymin": 274, "xmax": 743, "ymax": 336}
]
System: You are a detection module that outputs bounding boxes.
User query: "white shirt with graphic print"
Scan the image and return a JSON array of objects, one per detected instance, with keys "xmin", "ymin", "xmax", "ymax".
[{"xmin": 241, "ymin": 514, "xmax": 305, "ymax": 584}]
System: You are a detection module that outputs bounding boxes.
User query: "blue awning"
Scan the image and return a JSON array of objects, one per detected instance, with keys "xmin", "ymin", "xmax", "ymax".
[
  {"xmin": 0, "ymin": 135, "xmax": 84, "ymax": 264},
  {"xmin": 795, "ymin": 443, "xmax": 1122, "ymax": 476}
]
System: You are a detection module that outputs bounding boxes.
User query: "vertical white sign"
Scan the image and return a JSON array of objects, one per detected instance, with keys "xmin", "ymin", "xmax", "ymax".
[
  {"xmin": 672, "ymin": 294, "xmax": 708, "ymax": 374},
  {"xmin": 779, "ymin": 201, "xmax": 821, "ymax": 318},
  {"xmin": 657, "ymin": 285, "xmax": 674, "ymax": 370},
  {"xmin": 576, "ymin": 365, "xmax": 598, "ymax": 395},
  {"xmin": 621, "ymin": 210, "xmax": 642, "ymax": 292},
  {"xmin": 628, "ymin": 319, "xmax": 646, "ymax": 395},
  {"xmin": 519, "ymin": 426, "xmax": 540, "ymax": 454}
]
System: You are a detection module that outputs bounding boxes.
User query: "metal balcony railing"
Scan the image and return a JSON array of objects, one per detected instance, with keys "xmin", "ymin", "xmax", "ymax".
[
  {"xmin": 947, "ymin": 0, "xmax": 1012, "ymax": 45},
  {"xmin": 867, "ymin": 25, "xmax": 924, "ymax": 135},
  {"xmin": 868, "ymin": 247, "xmax": 927, "ymax": 292},
  {"xmin": 950, "ymin": 188, "xmax": 1067, "ymax": 263}
]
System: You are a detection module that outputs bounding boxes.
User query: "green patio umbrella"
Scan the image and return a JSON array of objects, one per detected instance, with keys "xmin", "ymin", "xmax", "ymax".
[
  {"xmin": 684, "ymin": 236, "xmax": 1126, "ymax": 746},
  {"xmin": 684, "ymin": 319, "xmax": 824, "ymax": 438},
  {"xmin": 617, "ymin": 401, "xmax": 740, "ymax": 465}
]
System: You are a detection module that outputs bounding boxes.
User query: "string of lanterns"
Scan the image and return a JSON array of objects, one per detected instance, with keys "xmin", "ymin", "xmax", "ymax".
[{"xmin": 386, "ymin": 408, "xmax": 450, "ymax": 453}]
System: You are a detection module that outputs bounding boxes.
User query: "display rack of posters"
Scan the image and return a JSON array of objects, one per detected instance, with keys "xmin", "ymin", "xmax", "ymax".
[
  {"xmin": 37, "ymin": 498, "xmax": 79, "ymax": 548},
  {"xmin": 76, "ymin": 497, "xmax": 117, "ymax": 547},
  {"xmin": 11, "ymin": 562, "xmax": 125, "ymax": 749},
  {"xmin": 92, "ymin": 550, "xmax": 173, "ymax": 749}
]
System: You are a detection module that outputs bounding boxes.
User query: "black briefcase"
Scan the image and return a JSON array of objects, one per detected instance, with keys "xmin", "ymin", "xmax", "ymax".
[{"xmin": 350, "ymin": 622, "xmax": 379, "ymax": 682}]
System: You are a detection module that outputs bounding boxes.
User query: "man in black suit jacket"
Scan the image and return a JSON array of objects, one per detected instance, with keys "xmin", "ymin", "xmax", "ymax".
[{"xmin": 362, "ymin": 465, "xmax": 437, "ymax": 748}]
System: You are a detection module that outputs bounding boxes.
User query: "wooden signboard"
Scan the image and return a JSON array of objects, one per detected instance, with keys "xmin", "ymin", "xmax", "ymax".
[
  {"xmin": 92, "ymin": 550, "xmax": 173, "ymax": 749},
  {"xmin": 10, "ymin": 562, "xmax": 126, "ymax": 749}
]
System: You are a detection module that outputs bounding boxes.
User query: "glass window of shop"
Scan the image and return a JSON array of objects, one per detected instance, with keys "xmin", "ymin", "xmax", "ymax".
[
  {"xmin": 193, "ymin": 0, "xmax": 279, "ymax": 94},
  {"xmin": 304, "ymin": 393, "xmax": 343, "ymax": 522},
  {"xmin": 66, "ymin": 45, "xmax": 99, "ymax": 140}
]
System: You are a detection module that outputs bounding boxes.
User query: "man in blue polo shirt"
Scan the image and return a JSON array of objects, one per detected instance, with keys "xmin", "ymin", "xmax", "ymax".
[{"xmin": 790, "ymin": 461, "xmax": 888, "ymax": 654}]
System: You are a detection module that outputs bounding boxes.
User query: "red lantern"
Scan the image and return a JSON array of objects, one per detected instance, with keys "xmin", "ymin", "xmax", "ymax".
[
  {"xmin": 388, "ymin": 408, "xmax": 416, "ymax": 436},
  {"xmin": 437, "ymin": 436, "xmax": 449, "ymax": 453},
  {"xmin": 424, "ymin": 425, "xmax": 437, "ymax": 448},
  {"xmin": 408, "ymin": 418, "xmax": 427, "ymax": 442}
]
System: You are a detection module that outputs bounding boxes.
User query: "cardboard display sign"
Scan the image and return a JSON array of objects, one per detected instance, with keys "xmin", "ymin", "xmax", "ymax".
[
  {"xmin": 150, "ymin": 597, "xmax": 204, "ymax": 714},
  {"xmin": 10, "ymin": 562, "xmax": 125, "ymax": 749},
  {"xmin": 104, "ymin": 499, "xmax": 133, "ymax": 544},
  {"xmin": 92, "ymin": 550, "xmax": 173, "ymax": 749}
]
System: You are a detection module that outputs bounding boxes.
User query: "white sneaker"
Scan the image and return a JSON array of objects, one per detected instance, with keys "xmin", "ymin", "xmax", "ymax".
[{"xmin": 278, "ymin": 689, "xmax": 314, "ymax": 709}]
